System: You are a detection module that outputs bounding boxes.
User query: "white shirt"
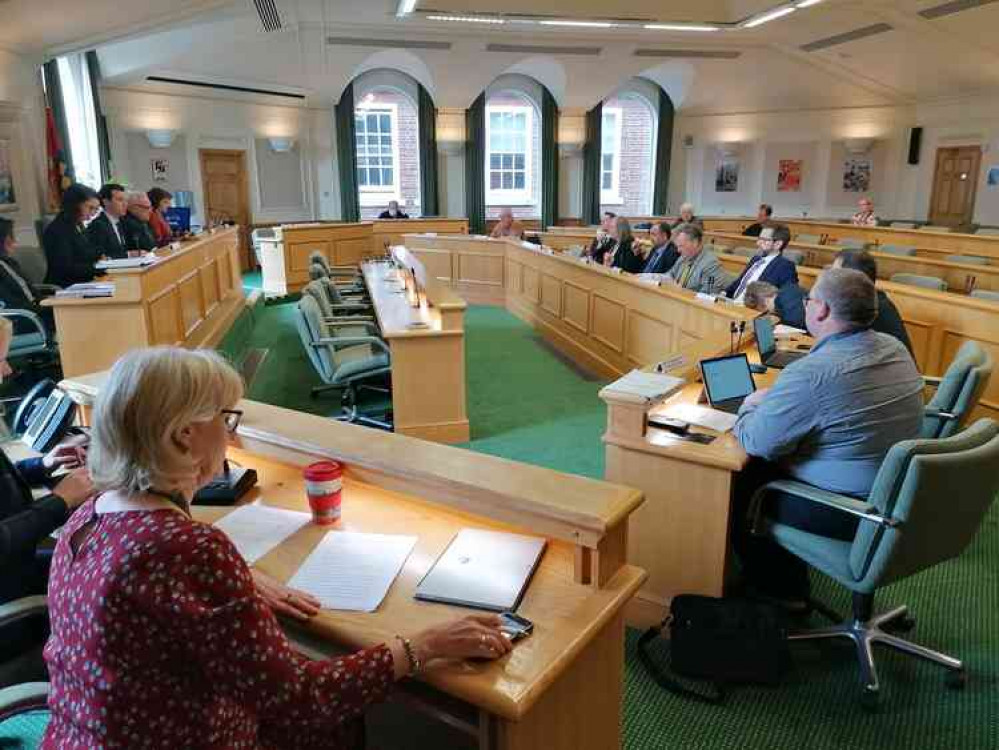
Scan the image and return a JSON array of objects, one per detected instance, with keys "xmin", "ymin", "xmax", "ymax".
[
  {"xmin": 734, "ymin": 252, "xmax": 779, "ymax": 302},
  {"xmin": 107, "ymin": 212, "xmax": 124, "ymax": 246}
]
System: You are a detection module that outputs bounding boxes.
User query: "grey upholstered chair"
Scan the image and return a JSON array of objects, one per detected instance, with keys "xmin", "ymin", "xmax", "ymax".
[
  {"xmin": 945, "ymin": 254, "xmax": 990, "ymax": 266},
  {"xmin": 921, "ymin": 341, "xmax": 992, "ymax": 439},
  {"xmin": 0, "ymin": 596, "xmax": 50, "ymax": 740},
  {"xmin": 970, "ymin": 289, "xmax": 999, "ymax": 302},
  {"xmin": 295, "ymin": 295, "xmax": 392, "ymax": 429},
  {"xmin": 890, "ymin": 273, "xmax": 947, "ymax": 291},
  {"xmin": 731, "ymin": 246, "xmax": 757, "ymax": 258},
  {"xmin": 750, "ymin": 419, "xmax": 999, "ymax": 709},
  {"xmin": 836, "ymin": 238, "xmax": 868, "ymax": 251},
  {"xmin": 783, "ymin": 249, "xmax": 805, "ymax": 266},
  {"xmin": 876, "ymin": 245, "xmax": 917, "ymax": 257},
  {"xmin": 796, "ymin": 233, "xmax": 823, "ymax": 245},
  {"xmin": 301, "ymin": 279, "xmax": 372, "ymax": 322},
  {"xmin": 889, "ymin": 221, "xmax": 918, "ymax": 229}
]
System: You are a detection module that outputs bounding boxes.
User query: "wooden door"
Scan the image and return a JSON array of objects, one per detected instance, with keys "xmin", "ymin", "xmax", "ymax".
[
  {"xmin": 200, "ymin": 149, "xmax": 251, "ymax": 270},
  {"xmin": 928, "ymin": 146, "xmax": 982, "ymax": 228}
]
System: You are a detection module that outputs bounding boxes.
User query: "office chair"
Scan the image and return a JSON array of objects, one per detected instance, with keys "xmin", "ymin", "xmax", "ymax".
[
  {"xmin": 836, "ymin": 238, "xmax": 868, "ymax": 251},
  {"xmin": 795, "ymin": 233, "xmax": 823, "ymax": 245},
  {"xmin": 970, "ymin": 289, "xmax": 999, "ymax": 302},
  {"xmin": 922, "ymin": 343, "xmax": 992, "ymax": 439},
  {"xmin": 300, "ymin": 280, "xmax": 374, "ymax": 331},
  {"xmin": 890, "ymin": 273, "xmax": 947, "ymax": 291},
  {"xmin": 308, "ymin": 251, "xmax": 364, "ymax": 283},
  {"xmin": 782, "ymin": 249, "xmax": 805, "ymax": 266},
  {"xmin": 945, "ymin": 254, "xmax": 990, "ymax": 266},
  {"xmin": 731, "ymin": 246, "xmax": 757, "ymax": 258},
  {"xmin": 295, "ymin": 295, "xmax": 393, "ymax": 430},
  {"xmin": 876, "ymin": 244, "xmax": 917, "ymax": 257},
  {"xmin": 749, "ymin": 419, "xmax": 999, "ymax": 709},
  {"xmin": 0, "ymin": 596, "xmax": 51, "ymax": 744},
  {"xmin": 889, "ymin": 221, "xmax": 918, "ymax": 229}
]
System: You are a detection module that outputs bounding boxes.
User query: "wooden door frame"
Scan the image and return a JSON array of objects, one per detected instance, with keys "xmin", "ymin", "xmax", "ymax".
[
  {"xmin": 928, "ymin": 145, "xmax": 982, "ymax": 227},
  {"xmin": 199, "ymin": 148, "xmax": 252, "ymax": 270}
]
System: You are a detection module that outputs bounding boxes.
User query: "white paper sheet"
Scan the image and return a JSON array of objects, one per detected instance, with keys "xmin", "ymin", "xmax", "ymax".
[
  {"xmin": 288, "ymin": 531, "xmax": 416, "ymax": 612},
  {"xmin": 600, "ymin": 369, "xmax": 686, "ymax": 405},
  {"xmin": 660, "ymin": 402, "xmax": 739, "ymax": 433},
  {"xmin": 213, "ymin": 503, "xmax": 311, "ymax": 564}
]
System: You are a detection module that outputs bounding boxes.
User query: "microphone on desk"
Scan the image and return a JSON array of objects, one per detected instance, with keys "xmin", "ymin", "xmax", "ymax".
[
  {"xmin": 729, "ymin": 321, "xmax": 738, "ymax": 354},
  {"xmin": 735, "ymin": 320, "xmax": 746, "ymax": 353}
]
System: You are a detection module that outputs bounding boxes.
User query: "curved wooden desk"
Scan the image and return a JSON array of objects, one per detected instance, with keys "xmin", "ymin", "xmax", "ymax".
[
  {"xmin": 58, "ymin": 375, "xmax": 646, "ymax": 750},
  {"xmin": 42, "ymin": 228, "xmax": 243, "ymax": 377}
]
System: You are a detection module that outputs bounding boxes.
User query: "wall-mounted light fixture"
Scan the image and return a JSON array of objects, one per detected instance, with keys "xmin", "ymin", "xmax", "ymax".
[
  {"xmin": 268, "ymin": 137, "xmax": 295, "ymax": 153},
  {"xmin": 844, "ymin": 138, "xmax": 875, "ymax": 154},
  {"xmin": 146, "ymin": 129, "xmax": 176, "ymax": 148}
]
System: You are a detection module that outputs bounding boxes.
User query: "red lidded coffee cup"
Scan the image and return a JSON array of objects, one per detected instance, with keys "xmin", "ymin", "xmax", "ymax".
[{"xmin": 303, "ymin": 460, "xmax": 343, "ymax": 525}]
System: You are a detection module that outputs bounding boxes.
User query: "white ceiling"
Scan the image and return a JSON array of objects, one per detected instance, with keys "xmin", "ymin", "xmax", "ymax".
[{"xmin": 7, "ymin": 0, "xmax": 999, "ymax": 114}]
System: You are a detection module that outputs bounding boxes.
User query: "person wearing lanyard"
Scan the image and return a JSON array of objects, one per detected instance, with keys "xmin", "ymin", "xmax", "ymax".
[
  {"xmin": 86, "ymin": 183, "xmax": 129, "ymax": 259},
  {"xmin": 725, "ymin": 224, "xmax": 799, "ymax": 303}
]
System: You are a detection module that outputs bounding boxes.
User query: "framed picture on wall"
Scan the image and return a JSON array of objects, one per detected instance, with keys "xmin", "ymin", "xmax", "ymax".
[
  {"xmin": 0, "ymin": 139, "xmax": 18, "ymax": 213},
  {"xmin": 151, "ymin": 158, "xmax": 170, "ymax": 183},
  {"xmin": 987, "ymin": 166, "xmax": 999, "ymax": 188},
  {"xmin": 843, "ymin": 158, "xmax": 872, "ymax": 193},
  {"xmin": 715, "ymin": 158, "xmax": 739, "ymax": 193},
  {"xmin": 777, "ymin": 159, "xmax": 802, "ymax": 192}
]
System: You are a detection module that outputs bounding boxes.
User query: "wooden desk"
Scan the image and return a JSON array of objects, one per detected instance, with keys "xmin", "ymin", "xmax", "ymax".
[
  {"xmin": 362, "ymin": 255, "xmax": 469, "ymax": 444},
  {"xmin": 42, "ymin": 228, "xmax": 244, "ymax": 378},
  {"xmin": 57, "ymin": 380, "xmax": 647, "ymax": 750},
  {"xmin": 404, "ymin": 233, "xmax": 508, "ymax": 305}
]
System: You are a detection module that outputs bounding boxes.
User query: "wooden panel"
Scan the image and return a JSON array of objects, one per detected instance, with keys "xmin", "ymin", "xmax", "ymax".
[
  {"xmin": 506, "ymin": 259, "xmax": 523, "ymax": 295},
  {"xmin": 903, "ymin": 318, "xmax": 934, "ymax": 373},
  {"xmin": 200, "ymin": 150, "xmax": 250, "ymax": 270},
  {"xmin": 563, "ymin": 281, "xmax": 590, "ymax": 334},
  {"xmin": 148, "ymin": 286, "xmax": 183, "ymax": 345},
  {"xmin": 178, "ymin": 270, "xmax": 204, "ymax": 337},
  {"xmin": 458, "ymin": 252, "xmax": 504, "ymax": 288},
  {"xmin": 288, "ymin": 240, "xmax": 332, "ymax": 273},
  {"xmin": 591, "ymin": 293, "xmax": 626, "ymax": 354},
  {"xmin": 216, "ymin": 255, "xmax": 231, "ymax": 298},
  {"xmin": 200, "ymin": 261, "xmax": 220, "ymax": 314},
  {"xmin": 523, "ymin": 265, "xmax": 540, "ymax": 304},
  {"xmin": 412, "ymin": 248, "xmax": 453, "ymax": 282},
  {"xmin": 540, "ymin": 274, "xmax": 561, "ymax": 317},
  {"xmin": 627, "ymin": 311, "xmax": 673, "ymax": 367},
  {"xmin": 335, "ymin": 238, "xmax": 372, "ymax": 266}
]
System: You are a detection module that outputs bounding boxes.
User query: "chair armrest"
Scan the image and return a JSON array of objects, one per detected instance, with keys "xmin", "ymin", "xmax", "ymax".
[
  {"xmin": 0, "ymin": 595, "xmax": 48, "ymax": 628},
  {"xmin": 751, "ymin": 479, "xmax": 901, "ymax": 529},
  {"xmin": 0, "ymin": 682, "xmax": 50, "ymax": 714},
  {"xmin": 0, "ymin": 309, "xmax": 48, "ymax": 344},
  {"xmin": 34, "ymin": 283, "xmax": 60, "ymax": 297},
  {"xmin": 321, "ymin": 315, "xmax": 374, "ymax": 323},
  {"xmin": 923, "ymin": 375, "xmax": 943, "ymax": 389},
  {"xmin": 924, "ymin": 408, "xmax": 957, "ymax": 420},
  {"xmin": 314, "ymin": 336, "xmax": 390, "ymax": 357}
]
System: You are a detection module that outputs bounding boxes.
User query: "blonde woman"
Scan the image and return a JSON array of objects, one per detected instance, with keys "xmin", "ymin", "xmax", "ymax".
[{"xmin": 42, "ymin": 347, "xmax": 510, "ymax": 749}]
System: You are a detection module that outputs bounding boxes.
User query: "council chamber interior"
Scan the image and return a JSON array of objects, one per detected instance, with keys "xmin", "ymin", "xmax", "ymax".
[{"xmin": 0, "ymin": 0, "xmax": 997, "ymax": 747}]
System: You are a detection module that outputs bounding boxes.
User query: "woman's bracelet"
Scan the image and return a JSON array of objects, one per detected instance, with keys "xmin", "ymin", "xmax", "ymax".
[{"xmin": 395, "ymin": 635, "xmax": 422, "ymax": 676}]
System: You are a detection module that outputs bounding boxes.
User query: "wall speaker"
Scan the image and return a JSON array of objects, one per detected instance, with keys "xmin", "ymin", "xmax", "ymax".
[
  {"xmin": 907, "ymin": 127, "xmax": 923, "ymax": 165},
  {"xmin": 683, "ymin": 134, "xmax": 695, "ymax": 148}
]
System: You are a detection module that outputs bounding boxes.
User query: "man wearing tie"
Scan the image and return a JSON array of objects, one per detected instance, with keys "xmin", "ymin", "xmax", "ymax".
[
  {"xmin": 725, "ymin": 224, "xmax": 799, "ymax": 303},
  {"xmin": 86, "ymin": 183, "xmax": 129, "ymax": 260},
  {"xmin": 641, "ymin": 222, "xmax": 679, "ymax": 274},
  {"xmin": 667, "ymin": 224, "xmax": 728, "ymax": 294}
]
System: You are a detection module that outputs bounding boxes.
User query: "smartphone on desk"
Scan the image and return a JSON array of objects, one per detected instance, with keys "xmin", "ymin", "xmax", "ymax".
[{"xmin": 499, "ymin": 612, "xmax": 534, "ymax": 641}]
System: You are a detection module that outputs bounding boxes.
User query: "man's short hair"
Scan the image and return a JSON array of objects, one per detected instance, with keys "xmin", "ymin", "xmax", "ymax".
[
  {"xmin": 603, "ymin": 211, "xmax": 617, "ymax": 220},
  {"xmin": 653, "ymin": 221, "xmax": 671, "ymax": 238},
  {"xmin": 771, "ymin": 224, "xmax": 791, "ymax": 251},
  {"xmin": 760, "ymin": 204, "xmax": 773, "ymax": 217},
  {"xmin": 835, "ymin": 249, "xmax": 878, "ymax": 283},
  {"xmin": 744, "ymin": 281, "xmax": 778, "ymax": 311},
  {"xmin": 814, "ymin": 268, "xmax": 878, "ymax": 330},
  {"xmin": 98, "ymin": 183, "xmax": 126, "ymax": 203},
  {"xmin": 675, "ymin": 223, "xmax": 702, "ymax": 244}
]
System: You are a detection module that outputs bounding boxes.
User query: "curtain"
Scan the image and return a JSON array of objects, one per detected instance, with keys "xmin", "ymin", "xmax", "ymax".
[
  {"xmin": 652, "ymin": 88, "xmax": 675, "ymax": 217},
  {"xmin": 417, "ymin": 84, "xmax": 439, "ymax": 218},
  {"xmin": 42, "ymin": 60, "xmax": 74, "ymax": 208},
  {"xmin": 334, "ymin": 82, "xmax": 360, "ymax": 223},
  {"xmin": 541, "ymin": 88, "xmax": 559, "ymax": 231},
  {"xmin": 464, "ymin": 93, "xmax": 486, "ymax": 234},
  {"xmin": 581, "ymin": 102, "xmax": 603, "ymax": 227},
  {"xmin": 85, "ymin": 51, "xmax": 112, "ymax": 184}
]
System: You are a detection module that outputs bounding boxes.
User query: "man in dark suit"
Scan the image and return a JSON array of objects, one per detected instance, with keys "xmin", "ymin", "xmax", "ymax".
[
  {"xmin": 122, "ymin": 192, "xmax": 157, "ymax": 253},
  {"xmin": 725, "ymin": 224, "xmax": 799, "ymax": 302},
  {"xmin": 586, "ymin": 212, "xmax": 617, "ymax": 265},
  {"xmin": 85, "ymin": 183, "xmax": 129, "ymax": 259},
  {"xmin": 378, "ymin": 200, "xmax": 409, "ymax": 219},
  {"xmin": 43, "ymin": 183, "xmax": 102, "ymax": 288},
  {"xmin": 641, "ymin": 222, "xmax": 679, "ymax": 274},
  {"xmin": 744, "ymin": 281, "xmax": 807, "ymax": 330},
  {"xmin": 742, "ymin": 204, "xmax": 773, "ymax": 238},
  {"xmin": 833, "ymin": 249, "xmax": 914, "ymax": 356},
  {"xmin": 0, "ymin": 218, "xmax": 53, "ymax": 335}
]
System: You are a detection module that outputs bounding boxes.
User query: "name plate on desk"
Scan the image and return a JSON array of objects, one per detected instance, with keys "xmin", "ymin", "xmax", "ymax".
[{"xmin": 695, "ymin": 292, "xmax": 718, "ymax": 304}]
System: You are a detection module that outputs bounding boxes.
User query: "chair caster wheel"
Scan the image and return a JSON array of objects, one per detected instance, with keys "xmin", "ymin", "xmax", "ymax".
[
  {"xmin": 860, "ymin": 686, "xmax": 882, "ymax": 712},
  {"xmin": 885, "ymin": 615, "xmax": 916, "ymax": 634},
  {"xmin": 946, "ymin": 670, "xmax": 967, "ymax": 690}
]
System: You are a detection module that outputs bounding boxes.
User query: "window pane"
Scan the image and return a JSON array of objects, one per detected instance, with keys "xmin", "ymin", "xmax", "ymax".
[
  {"xmin": 502, "ymin": 154, "xmax": 513, "ymax": 169},
  {"xmin": 514, "ymin": 154, "xmax": 525, "ymax": 170},
  {"xmin": 490, "ymin": 154, "xmax": 501, "ymax": 169},
  {"xmin": 366, "ymin": 113, "xmax": 377, "ymax": 130},
  {"xmin": 602, "ymin": 173, "xmax": 612, "ymax": 190},
  {"xmin": 370, "ymin": 170, "xmax": 381, "ymax": 186},
  {"xmin": 514, "ymin": 173, "xmax": 525, "ymax": 190},
  {"xmin": 379, "ymin": 114, "xmax": 390, "ymax": 131},
  {"xmin": 358, "ymin": 171, "xmax": 367, "ymax": 187},
  {"xmin": 382, "ymin": 168, "xmax": 393, "ymax": 185},
  {"xmin": 603, "ymin": 154, "xmax": 614, "ymax": 170},
  {"xmin": 514, "ymin": 112, "xmax": 526, "ymax": 129},
  {"xmin": 502, "ymin": 173, "xmax": 513, "ymax": 189},
  {"xmin": 490, "ymin": 112, "xmax": 502, "ymax": 127},
  {"xmin": 490, "ymin": 173, "xmax": 501, "ymax": 189},
  {"xmin": 513, "ymin": 135, "xmax": 525, "ymax": 153},
  {"xmin": 381, "ymin": 135, "xmax": 391, "ymax": 146}
]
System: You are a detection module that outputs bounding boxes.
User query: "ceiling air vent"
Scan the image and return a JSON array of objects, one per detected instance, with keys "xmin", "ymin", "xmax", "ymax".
[
  {"xmin": 634, "ymin": 49, "xmax": 740, "ymax": 59},
  {"xmin": 326, "ymin": 37, "xmax": 452, "ymax": 50},
  {"xmin": 252, "ymin": 0, "xmax": 282, "ymax": 32},
  {"xmin": 918, "ymin": 0, "xmax": 997, "ymax": 20},
  {"xmin": 486, "ymin": 43, "xmax": 601, "ymax": 56},
  {"xmin": 799, "ymin": 23, "xmax": 893, "ymax": 52}
]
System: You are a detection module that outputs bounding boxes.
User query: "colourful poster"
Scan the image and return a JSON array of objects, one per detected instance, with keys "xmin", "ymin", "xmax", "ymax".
[{"xmin": 777, "ymin": 159, "xmax": 802, "ymax": 192}]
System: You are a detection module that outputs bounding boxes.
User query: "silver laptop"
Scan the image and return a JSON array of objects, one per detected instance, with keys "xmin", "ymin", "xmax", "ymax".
[{"xmin": 414, "ymin": 529, "xmax": 547, "ymax": 612}]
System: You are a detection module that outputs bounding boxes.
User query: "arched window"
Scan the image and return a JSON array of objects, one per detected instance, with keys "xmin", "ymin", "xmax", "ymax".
[
  {"xmin": 484, "ymin": 76, "xmax": 543, "ymax": 219},
  {"xmin": 353, "ymin": 70, "xmax": 422, "ymax": 218},
  {"xmin": 600, "ymin": 84, "xmax": 658, "ymax": 217}
]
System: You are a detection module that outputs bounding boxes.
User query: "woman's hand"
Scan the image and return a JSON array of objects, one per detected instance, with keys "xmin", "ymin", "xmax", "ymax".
[
  {"xmin": 42, "ymin": 440, "xmax": 87, "ymax": 471},
  {"xmin": 399, "ymin": 614, "xmax": 512, "ymax": 677},
  {"xmin": 51, "ymin": 468, "xmax": 94, "ymax": 510},
  {"xmin": 252, "ymin": 568, "xmax": 321, "ymax": 621}
]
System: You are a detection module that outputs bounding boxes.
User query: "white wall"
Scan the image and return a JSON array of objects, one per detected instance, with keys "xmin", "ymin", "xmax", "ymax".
[{"xmin": 103, "ymin": 86, "xmax": 331, "ymax": 225}]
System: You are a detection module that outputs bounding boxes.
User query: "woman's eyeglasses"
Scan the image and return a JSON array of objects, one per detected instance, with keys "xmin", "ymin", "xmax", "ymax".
[{"xmin": 221, "ymin": 409, "xmax": 243, "ymax": 433}]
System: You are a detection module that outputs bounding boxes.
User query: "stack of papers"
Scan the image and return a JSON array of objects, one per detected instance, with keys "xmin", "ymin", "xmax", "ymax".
[
  {"xmin": 775, "ymin": 324, "xmax": 807, "ymax": 338},
  {"xmin": 288, "ymin": 531, "xmax": 417, "ymax": 612},
  {"xmin": 213, "ymin": 503, "xmax": 311, "ymax": 564},
  {"xmin": 96, "ymin": 256, "xmax": 159, "ymax": 270},
  {"xmin": 55, "ymin": 283, "xmax": 114, "ymax": 298},
  {"xmin": 659, "ymin": 402, "xmax": 739, "ymax": 433},
  {"xmin": 600, "ymin": 369, "xmax": 686, "ymax": 405}
]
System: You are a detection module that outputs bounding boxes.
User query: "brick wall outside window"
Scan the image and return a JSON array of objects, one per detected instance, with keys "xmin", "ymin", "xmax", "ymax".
[
  {"xmin": 357, "ymin": 89, "xmax": 421, "ymax": 219},
  {"xmin": 601, "ymin": 96, "xmax": 655, "ymax": 218}
]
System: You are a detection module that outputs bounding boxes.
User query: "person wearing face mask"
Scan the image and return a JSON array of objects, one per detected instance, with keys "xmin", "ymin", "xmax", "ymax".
[
  {"xmin": 86, "ymin": 183, "xmax": 129, "ymax": 259},
  {"xmin": 121, "ymin": 192, "xmax": 158, "ymax": 253},
  {"xmin": 42, "ymin": 346, "xmax": 512, "ymax": 748},
  {"xmin": 43, "ymin": 183, "xmax": 102, "ymax": 287}
]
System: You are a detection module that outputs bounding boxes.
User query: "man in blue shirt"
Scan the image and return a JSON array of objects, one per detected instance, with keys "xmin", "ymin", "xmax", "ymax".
[{"xmin": 732, "ymin": 267, "xmax": 924, "ymax": 600}]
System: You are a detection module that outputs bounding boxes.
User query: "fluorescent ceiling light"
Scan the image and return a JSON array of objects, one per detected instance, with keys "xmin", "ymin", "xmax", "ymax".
[
  {"xmin": 795, "ymin": 0, "xmax": 822, "ymax": 6},
  {"xmin": 396, "ymin": 0, "xmax": 417, "ymax": 16},
  {"xmin": 538, "ymin": 20, "xmax": 615, "ymax": 28},
  {"xmin": 644, "ymin": 23, "xmax": 719, "ymax": 31},
  {"xmin": 427, "ymin": 14, "xmax": 505, "ymax": 23},
  {"xmin": 743, "ymin": 6, "xmax": 796, "ymax": 27}
]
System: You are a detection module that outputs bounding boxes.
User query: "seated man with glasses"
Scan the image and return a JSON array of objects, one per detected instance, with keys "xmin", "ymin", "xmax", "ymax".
[{"xmin": 731, "ymin": 268, "xmax": 924, "ymax": 603}]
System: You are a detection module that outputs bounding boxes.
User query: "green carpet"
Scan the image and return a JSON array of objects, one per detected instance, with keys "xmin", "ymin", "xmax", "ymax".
[{"xmin": 230, "ymin": 285, "xmax": 999, "ymax": 750}]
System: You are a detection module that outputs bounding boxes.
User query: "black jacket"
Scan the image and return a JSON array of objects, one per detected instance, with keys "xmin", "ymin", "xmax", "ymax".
[
  {"xmin": 641, "ymin": 242, "xmax": 680, "ymax": 274},
  {"xmin": 775, "ymin": 284, "xmax": 808, "ymax": 330},
  {"xmin": 610, "ymin": 238, "xmax": 645, "ymax": 274},
  {"xmin": 0, "ymin": 257, "xmax": 52, "ymax": 335},
  {"xmin": 122, "ymin": 213, "xmax": 157, "ymax": 252},
  {"xmin": 588, "ymin": 235, "xmax": 616, "ymax": 265},
  {"xmin": 378, "ymin": 210, "xmax": 409, "ymax": 219},
  {"xmin": 0, "ymin": 450, "xmax": 67, "ymax": 603},
  {"xmin": 43, "ymin": 213, "xmax": 99, "ymax": 287},
  {"xmin": 875, "ymin": 290, "xmax": 914, "ymax": 357},
  {"xmin": 85, "ymin": 212, "xmax": 128, "ymax": 259}
]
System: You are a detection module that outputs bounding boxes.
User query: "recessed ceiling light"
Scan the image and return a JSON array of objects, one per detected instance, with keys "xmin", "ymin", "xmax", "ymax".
[
  {"xmin": 743, "ymin": 6, "xmax": 796, "ymax": 28},
  {"xmin": 538, "ymin": 20, "xmax": 615, "ymax": 28},
  {"xmin": 396, "ymin": 0, "xmax": 417, "ymax": 16},
  {"xmin": 644, "ymin": 24, "xmax": 720, "ymax": 32},
  {"xmin": 426, "ymin": 14, "xmax": 505, "ymax": 23},
  {"xmin": 795, "ymin": 0, "xmax": 822, "ymax": 7}
]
